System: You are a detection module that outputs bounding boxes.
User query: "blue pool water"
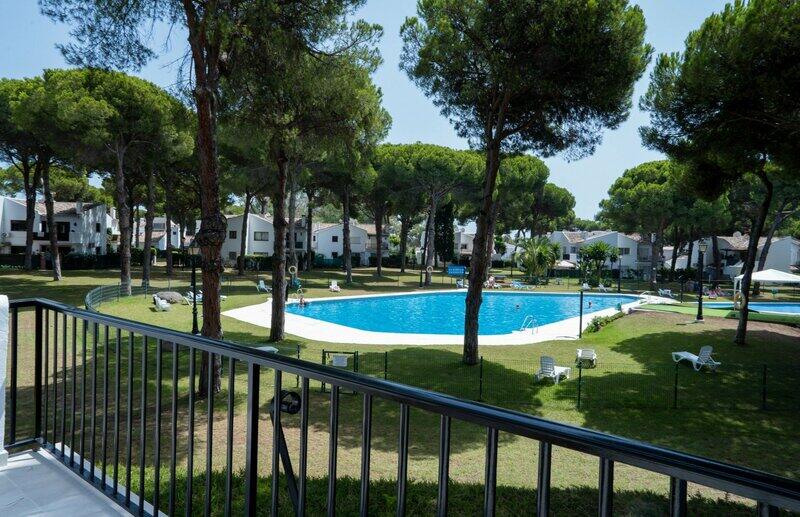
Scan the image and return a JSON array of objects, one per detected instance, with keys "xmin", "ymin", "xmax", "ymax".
[
  {"xmin": 705, "ymin": 302, "xmax": 800, "ymax": 315},
  {"xmin": 286, "ymin": 292, "xmax": 639, "ymax": 335}
]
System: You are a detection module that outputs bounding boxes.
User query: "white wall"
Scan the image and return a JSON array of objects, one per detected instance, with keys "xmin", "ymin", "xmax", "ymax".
[{"xmin": 313, "ymin": 224, "xmax": 368, "ymax": 260}]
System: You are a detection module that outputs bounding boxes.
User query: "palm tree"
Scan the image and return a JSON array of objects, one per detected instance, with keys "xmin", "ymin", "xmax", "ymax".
[{"xmin": 515, "ymin": 236, "xmax": 560, "ymax": 281}]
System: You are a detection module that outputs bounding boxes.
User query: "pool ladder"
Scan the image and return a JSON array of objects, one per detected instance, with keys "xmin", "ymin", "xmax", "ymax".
[{"xmin": 520, "ymin": 315, "xmax": 538, "ymax": 333}]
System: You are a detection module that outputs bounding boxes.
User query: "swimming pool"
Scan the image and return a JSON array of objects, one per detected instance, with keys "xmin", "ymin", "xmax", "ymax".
[
  {"xmin": 285, "ymin": 291, "xmax": 640, "ymax": 335},
  {"xmin": 705, "ymin": 302, "xmax": 800, "ymax": 315}
]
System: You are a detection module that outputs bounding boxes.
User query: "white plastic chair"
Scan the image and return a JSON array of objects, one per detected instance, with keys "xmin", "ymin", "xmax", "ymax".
[
  {"xmin": 582, "ymin": 283, "xmax": 591, "ymax": 290},
  {"xmin": 672, "ymin": 345, "xmax": 721, "ymax": 371},
  {"xmin": 330, "ymin": 280, "xmax": 341, "ymax": 292},
  {"xmin": 535, "ymin": 356, "xmax": 571, "ymax": 384},
  {"xmin": 576, "ymin": 348, "xmax": 597, "ymax": 368},
  {"xmin": 256, "ymin": 279, "xmax": 271, "ymax": 293},
  {"xmin": 153, "ymin": 295, "xmax": 171, "ymax": 312},
  {"xmin": 598, "ymin": 284, "xmax": 609, "ymax": 293}
]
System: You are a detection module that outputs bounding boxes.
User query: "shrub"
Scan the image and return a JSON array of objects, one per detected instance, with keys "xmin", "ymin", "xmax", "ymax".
[{"xmin": 585, "ymin": 312, "xmax": 625, "ymax": 333}]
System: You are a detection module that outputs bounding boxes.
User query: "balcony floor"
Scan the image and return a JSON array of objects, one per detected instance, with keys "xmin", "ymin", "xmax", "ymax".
[{"xmin": 0, "ymin": 450, "xmax": 127, "ymax": 516}]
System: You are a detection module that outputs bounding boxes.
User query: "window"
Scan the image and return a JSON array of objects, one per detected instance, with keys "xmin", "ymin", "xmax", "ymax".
[
  {"xmin": 332, "ymin": 235, "xmax": 339, "ymax": 243},
  {"xmin": 95, "ymin": 223, "xmax": 101, "ymax": 233},
  {"xmin": 229, "ymin": 230, "xmax": 237, "ymax": 239},
  {"xmin": 312, "ymin": 235, "xmax": 316, "ymax": 242},
  {"xmin": 254, "ymin": 231, "xmax": 269, "ymax": 241},
  {"xmin": 570, "ymin": 246, "xmax": 578, "ymax": 254},
  {"xmin": 10, "ymin": 220, "xmax": 26, "ymax": 231},
  {"xmin": 228, "ymin": 252, "xmax": 237, "ymax": 260},
  {"xmin": 618, "ymin": 247, "xmax": 630, "ymax": 256},
  {"xmin": 460, "ymin": 244, "xmax": 468, "ymax": 250},
  {"xmin": 153, "ymin": 222, "xmax": 165, "ymax": 230},
  {"xmin": 331, "ymin": 252, "xmax": 339, "ymax": 258}
]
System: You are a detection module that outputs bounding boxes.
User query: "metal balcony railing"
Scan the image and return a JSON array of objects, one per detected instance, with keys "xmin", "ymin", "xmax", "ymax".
[{"xmin": 4, "ymin": 297, "xmax": 800, "ymax": 516}]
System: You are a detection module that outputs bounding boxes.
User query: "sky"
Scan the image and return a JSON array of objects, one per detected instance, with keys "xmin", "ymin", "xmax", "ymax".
[{"xmin": 0, "ymin": 0, "xmax": 729, "ymax": 218}]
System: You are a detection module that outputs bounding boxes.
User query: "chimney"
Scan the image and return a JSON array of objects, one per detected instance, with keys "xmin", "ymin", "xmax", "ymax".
[{"xmin": 76, "ymin": 201, "xmax": 83, "ymax": 213}]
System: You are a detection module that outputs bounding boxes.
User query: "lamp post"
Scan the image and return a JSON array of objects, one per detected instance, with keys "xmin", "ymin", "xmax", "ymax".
[
  {"xmin": 189, "ymin": 242, "xmax": 200, "ymax": 335},
  {"xmin": 696, "ymin": 239, "xmax": 708, "ymax": 322}
]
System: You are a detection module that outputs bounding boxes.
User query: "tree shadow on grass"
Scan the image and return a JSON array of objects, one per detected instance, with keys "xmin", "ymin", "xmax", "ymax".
[
  {"xmin": 554, "ymin": 322, "xmax": 800, "ymax": 479},
  {"xmin": 278, "ymin": 348, "xmax": 548, "ymax": 458},
  {"xmin": 144, "ymin": 468, "xmax": 760, "ymax": 517}
]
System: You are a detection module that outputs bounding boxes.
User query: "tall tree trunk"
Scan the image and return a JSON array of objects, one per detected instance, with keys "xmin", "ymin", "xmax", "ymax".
[
  {"xmin": 752, "ymin": 201, "xmax": 793, "ymax": 295},
  {"xmin": 399, "ymin": 214, "xmax": 410, "ymax": 273},
  {"xmin": 179, "ymin": 222, "xmax": 186, "ymax": 251},
  {"xmin": 22, "ymin": 160, "xmax": 41, "ymax": 271},
  {"xmin": 41, "ymin": 163, "xmax": 61, "ymax": 281},
  {"xmin": 420, "ymin": 210, "xmax": 432, "ymax": 269},
  {"xmin": 735, "ymin": 172, "xmax": 773, "ymax": 345},
  {"xmin": 686, "ymin": 229, "xmax": 695, "ymax": 271},
  {"xmin": 650, "ymin": 235, "xmax": 659, "ymax": 291},
  {"xmin": 374, "ymin": 205, "xmax": 385, "ymax": 277},
  {"xmin": 711, "ymin": 235, "xmax": 722, "ymax": 287},
  {"xmin": 464, "ymin": 141, "xmax": 501, "ymax": 365},
  {"xmin": 192, "ymin": 70, "xmax": 225, "ymax": 398},
  {"xmin": 258, "ymin": 196, "xmax": 267, "ymax": 215},
  {"xmin": 269, "ymin": 155, "xmax": 288, "ymax": 342},
  {"xmin": 238, "ymin": 192, "xmax": 252, "ymax": 276},
  {"xmin": 287, "ymin": 168, "xmax": 298, "ymax": 269},
  {"xmin": 305, "ymin": 192, "xmax": 315, "ymax": 271},
  {"xmin": 135, "ymin": 206, "xmax": 141, "ymax": 249},
  {"xmin": 141, "ymin": 171, "xmax": 155, "ymax": 287},
  {"xmin": 165, "ymin": 205, "xmax": 173, "ymax": 276},
  {"xmin": 424, "ymin": 199, "xmax": 436, "ymax": 285},
  {"xmin": 485, "ymin": 202, "xmax": 499, "ymax": 279},
  {"xmin": 114, "ymin": 147, "xmax": 132, "ymax": 295},
  {"xmin": 342, "ymin": 187, "xmax": 352, "ymax": 283},
  {"xmin": 669, "ymin": 227, "xmax": 680, "ymax": 276}
]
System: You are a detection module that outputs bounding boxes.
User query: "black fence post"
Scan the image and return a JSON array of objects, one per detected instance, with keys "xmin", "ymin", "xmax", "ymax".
[
  {"xmin": 478, "ymin": 356, "xmax": 484, "ymax": 401},
  {"xmin": 34, "ymin": 305, "xmax": 43, "ymax": 439},
  {"xmin": 762, "ymin": 365, "xmax": 767, "ymax": 411},
  {"xmin": 384, "ymin": 351, "xmax": 388, "ymax": 380},
  {"xmin": 577, "ymin": 365, "xmax": 582, "ymax": 409},
  {"xmin": 673, "ymin": 363, "xmax": 679, "ymax": 409},
  {"xmin": 296, "ymin": 345, "xmax": 301, "ymax": 387},
  {"xmin": 579, "ymin": 290, "xmax": 584, "ymax": 338},
  {"xmin": 320, "ymin": 349, "xmax": 326, "ymax": 392}
]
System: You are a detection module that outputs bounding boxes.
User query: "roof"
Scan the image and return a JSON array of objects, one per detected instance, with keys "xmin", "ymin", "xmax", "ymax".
[
  {"xmin": 562, "ymin": 231, "xmax": 586, "ymax": 244},
  {"xmin": 717, "ymin": 235, "xmax": 769, "ymax": 251},
  {"xmin": 34, "ymin": 201, "xmax": 102, "ymax": 216}
]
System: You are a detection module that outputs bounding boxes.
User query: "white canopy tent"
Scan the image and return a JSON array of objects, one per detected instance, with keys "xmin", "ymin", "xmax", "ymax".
[{"xmin": 733, "ymin": 269, "xmax": 800, "ymax": 294}]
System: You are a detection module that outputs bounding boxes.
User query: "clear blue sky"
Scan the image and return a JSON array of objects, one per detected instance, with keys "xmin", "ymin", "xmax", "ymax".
[{"xmin": 0, "ymin": 0, "xmax": 728, "ymax": 218}]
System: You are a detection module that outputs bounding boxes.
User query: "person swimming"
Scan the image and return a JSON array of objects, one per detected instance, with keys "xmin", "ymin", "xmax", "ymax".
[
  {"xmin": 299, "ymin": 295, "xmax": 308, "ymax": 308},
  {"xmin": 515, "ymin": 303, "xmax": 521, "ymax": 310},
  {"xmin": 587, "ymin": 301, "xmax": 593, "ymax": 309}
]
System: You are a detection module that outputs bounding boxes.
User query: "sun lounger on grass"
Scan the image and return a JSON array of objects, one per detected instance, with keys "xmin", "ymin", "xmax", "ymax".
[
  {"xmin": 535, "ymin": 356, "xmax": 571, "ymax": 384},
  {"xmin": 672, "ymin": 345, "xmax": 721, "ymax": 371}
]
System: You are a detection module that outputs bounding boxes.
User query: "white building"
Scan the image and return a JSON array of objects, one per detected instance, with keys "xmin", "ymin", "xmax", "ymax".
[
  {"xmin": 548, "ymin": 230, "xmax": 650, "ymax": 270},
  {"xmin": 454, "ymin": 227, "xmax": 475, "ymax": 259},
  {"xmin": 220, "ymin": 214, "xmax": 308, "ymax": 264},
  {"xmin": 136, "ymin": 217, "xmax": 182, "ymax": 251},
  {"xmin": 311, "ymin": 222, "xmax": 370, "ymax": 263},
  {"xmin": 0, "ymin": 197, "xmax": 108, "ymax": 255},
  {"xmin": 681, "ymin": 234, "xmax": 800, "ymax": 278}
]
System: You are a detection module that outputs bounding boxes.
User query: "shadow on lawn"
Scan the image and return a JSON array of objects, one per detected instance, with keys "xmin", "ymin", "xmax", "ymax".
[
  {"xmin": 556, "ymin": 323, "xmax": 800, "ymax": 478},
  {"xmin": 146, "ymin": 468, "xmax": 758, "ymax": 517},
  {"xmin": 279, "ymin": 348, "xmax": 547, "ymax": 458}
]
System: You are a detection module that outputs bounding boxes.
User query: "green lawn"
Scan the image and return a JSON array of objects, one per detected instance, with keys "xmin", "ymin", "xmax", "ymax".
[{"xmin": 2, "ymin": 267, "xmax": 799, "ymax": 515}]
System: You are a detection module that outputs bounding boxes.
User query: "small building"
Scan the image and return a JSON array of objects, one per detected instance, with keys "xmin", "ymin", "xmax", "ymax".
[
  {"xmin": 0, "ymin": 197, "xmax": 108, "ymax": 255},
  {"xmin": 135, "ymin": 217, "xmax": 182, "ymax": 251},
  {"xmin": 220, "ymin": 214, "xmax": 308, "ymax": 264},
  {"xmin": 311, "ymin": 222, "xmax": 369, "ymax": 262},
  {"xmin": 548, "ymin": 230, "xmax": 650, "ymax": 271},
  {"xmin": 684, "ymin": 234, "xmax": 800, "ymax": 277}
]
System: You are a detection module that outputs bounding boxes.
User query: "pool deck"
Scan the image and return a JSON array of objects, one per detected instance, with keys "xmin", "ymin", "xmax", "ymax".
[{"xmin": 223, "ymin": 290, "xmax": 674, "ymax": 345}]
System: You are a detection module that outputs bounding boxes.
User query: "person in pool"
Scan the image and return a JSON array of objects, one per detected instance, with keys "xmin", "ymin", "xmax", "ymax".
[
  {"xmin": 299, "ymin": 295, "xmax": 308, "ymax": 308},
  {"xmin": 587, "ymin": 301, "xmax": 593, "ymax": 309}
]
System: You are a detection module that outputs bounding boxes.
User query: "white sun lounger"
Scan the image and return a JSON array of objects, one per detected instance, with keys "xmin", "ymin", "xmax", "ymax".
[
  {"xmin": 535, "ymin": 356, "xmax": 571, "ymax": 384},
  {"xmin": 582, "ymin": 283, "xmax": 591, "ymax": 291},
  {"xmin": 672, "ymin": 345, "xmax": 721, "ymax": 371},
  {"xmin": 576, "ymin": 348, "xmax": 597, "ymax": 368},
  {"xmin": 330, "ymin": 280, "xmax": 341, "ymax": 292},
  {"xmin": 256, "ymin": 279, "xmax": 271, "ymax": 293},
  {"xmin": 598, "ymin": 283, "xmax": 609, "ymax": 293},
  {"xmin": 153, "ymin": 295, "xmax": 171, "ymax": 312},
  {"xmin": 658, "ymin": 288, "xmax": 675, "ymax": 299}
]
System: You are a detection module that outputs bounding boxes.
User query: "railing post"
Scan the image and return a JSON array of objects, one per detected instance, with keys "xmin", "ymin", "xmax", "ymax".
[
  {"xmin": 669, "ymin": 477, "xmax": 687, "ymax": 516},
  {"xmin": 598, "ymin": 458, "xmax": 614, "ymax": 516},
  {"xmin": 244, "ymin": 363, "xmax": 260, "ymax": 515},
  {"xmin": 384, "ymin": 351, "xmax": 388, "ymax": 380},
  {"xmin": 577, "ymin": 365, "xmax": 582, "ymax": 409},
  {"xmin": 0, "ymin": 296, "xmax": 9, "ymax": 467},
  {"xmin": 34, "ymin": 304, "xmax": 43, "ymax": 440},
  {"xmin": 761, "ymin": 365, "xmax": 767, "ymax": 411},
  {"xmin": 536, "ymin": 442, "xmax": 552, "ymax": 516}
]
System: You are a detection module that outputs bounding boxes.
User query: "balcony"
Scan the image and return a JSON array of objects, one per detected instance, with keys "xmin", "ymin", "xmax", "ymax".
[{"xmin": 2, "ymin": 298, "xmax": 800, "ymax": 516}]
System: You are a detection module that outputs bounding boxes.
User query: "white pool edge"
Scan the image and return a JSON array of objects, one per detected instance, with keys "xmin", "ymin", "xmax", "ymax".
[{"xmin": 223, "ymin": 290, "xmax": 676, "ymax": 345}]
